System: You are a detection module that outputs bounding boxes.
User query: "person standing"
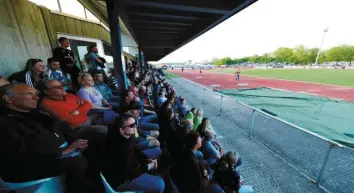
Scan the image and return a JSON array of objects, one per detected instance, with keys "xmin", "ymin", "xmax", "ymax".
[
  {"xmin": 53, "ymin": 37, "xmax": 80, "ymax": 90},
  {"xmin": 235, "ymin": 68, "xmax": 240, "ymax": 81}
]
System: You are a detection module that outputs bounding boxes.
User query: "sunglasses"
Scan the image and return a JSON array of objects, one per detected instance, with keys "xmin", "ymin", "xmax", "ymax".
[
  {"xmin": 123, "ymin": 123, "xmax": 137, "ymax": 128},
  {"xmin": 50, "ymin": 85, "xmax": 64, "ymax": 89}
]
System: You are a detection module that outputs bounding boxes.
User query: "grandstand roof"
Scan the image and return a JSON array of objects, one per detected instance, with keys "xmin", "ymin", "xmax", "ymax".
[{"xmin": 78, "ymin": 0, "xmax": 257, "ymax": 61}]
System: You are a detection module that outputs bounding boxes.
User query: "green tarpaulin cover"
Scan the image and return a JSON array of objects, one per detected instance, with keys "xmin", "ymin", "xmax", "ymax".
[{"xmin": 218, "ymin": 88, "xmax": 354, "ymax": 147}]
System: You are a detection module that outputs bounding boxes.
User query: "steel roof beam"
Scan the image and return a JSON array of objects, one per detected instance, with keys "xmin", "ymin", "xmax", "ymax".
[
  {"xmin": 131, "ymin": 20, "xmax": 193, "ymax": 26},
  {"xmin": 129, "ymin": 12, "xmax": 200, "ymax": 20},
  {"xmin": 120, "ymin": 0, "xmax": 229, "ymax": 15},
  {"xmin": 134, "ymin": 26, "xmax": 187, "ymax": 31}
]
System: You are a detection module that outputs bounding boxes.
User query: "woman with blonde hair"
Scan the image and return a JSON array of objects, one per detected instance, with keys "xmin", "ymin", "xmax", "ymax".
[
  {"xmin": 76, "ymin": 73, "xmax": 113, "ymax": 110},
  {"xmin": 76, "ymin": 73, "xmax": 118, "ymax": 124}
]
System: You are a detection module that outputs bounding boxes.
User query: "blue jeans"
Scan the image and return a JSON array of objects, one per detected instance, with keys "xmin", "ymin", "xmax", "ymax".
[
  {"xmin": 140, "ymin": 114, "xmax": 158, "ymax": 123},
  {"xmin": 116, "ymin": 173, "xmax": 165, "ymax": 193},
  {"xmin": 205, "ymin": 182, "xmax": 225, "ymax": 193},
  {"xmin": 139, "ymin": 115, "xmax": 159, "ymax": 131},
  {"xmin": 142, "ymin": 147, "xmax": 162, "ymax": 160},
  {"xmin": 195, "ymin": 150, "xmax": 203, "ymax": 160},
  {"xmin": 139, "ymin": 123, "xmax": 159, "ymax": 132},
  {"xmin": 136, "ymin": 138, "xmax": 150, "ymax": 150}
]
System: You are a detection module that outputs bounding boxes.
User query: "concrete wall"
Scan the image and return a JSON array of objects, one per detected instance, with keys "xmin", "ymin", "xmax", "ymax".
[
  {"xmin": 0, "ymin": 0, "xmax": 137, "ymax": 77},
  {"xmin": 0, "ymin": 0, "xmax": 53, "ymax": 77}
]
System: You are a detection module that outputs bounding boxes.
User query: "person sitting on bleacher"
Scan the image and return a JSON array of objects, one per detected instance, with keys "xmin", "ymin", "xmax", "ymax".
[
  {"xmin": 185, "ymin": 107, "xmax": 197, "ymax": 121},
  {"xmin": 106, "ymin": 68, "xmax": 119, "ymax": 90},
  {"xmin": 193, "ymin": 108, "xmax": 204, "ymax": 130},
  {"xmin": 119, "ymin": 90, "xmax": 134, "ymax": 113},
  {"xmin": 37, "ymin": 79, "xmax": 108, "ymax": 139},
  {"xmin": 139, "ymin": 85, "xmax": 155, "ymax": 110},
  {"xmin": 7, "ymin": 58, "xmax": 45, "ymax": 88},
  {"xmin": 177, "ymin": 97, "xmax": 188, "ymax": 117},
  {"xmin": 44, "ymin": 57, "xmax": 71, "ymax": 91},
  {"xmin": 124, "ymin": 102, "xmax": 161, "ymax": 159},
  {"xmin": 102, "ymin": 115, "xmax": 165, "ymax": 193},
  {"xmin": 202, "ymin": 130, "xmax": 221, "ymax": 166},
  {"xmin": 77, "ymin": 73, "xmax": 119, "ymax": 110},
  {"xmin": 0, "ymin": 83, "xmax": 89, "ymax": 193},
  {"xmin": 170, "ymin": 131, "xmax": 209, "ymax": 193},
  {"xmin": 210, "ymin": 152, "xmax": 252, "ymax": 193},
  {"xmin": 92, "ymin": 71, "xmax": 120, "ymax": 103},
  {"xmin": 145, "ymin": 81, "xmax": 153, "ymax": 99},
  {"xmin": 129, "ymin": 85, "xmax": 156, "ymax": 115},
  {"xmin": 158, "ymin": 107, "xmax": 177, "ymax": 149},
  {"xmin": 156, "ymin": 90, "xmax": 167, "ymax": 108}
]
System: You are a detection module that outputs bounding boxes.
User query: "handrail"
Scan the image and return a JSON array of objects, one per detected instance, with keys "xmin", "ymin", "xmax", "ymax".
[{"xmin": 178, "ymin": 77, "xmax": 344, "ymax": 148}]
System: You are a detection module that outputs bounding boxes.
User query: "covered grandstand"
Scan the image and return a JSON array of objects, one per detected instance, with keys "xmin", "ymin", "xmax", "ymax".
[{"xmin": 0, "ymin": 0, "xmax": 353, "ymax": 193}]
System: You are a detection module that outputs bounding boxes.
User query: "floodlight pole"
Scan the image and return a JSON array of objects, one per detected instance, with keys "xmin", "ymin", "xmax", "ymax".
[{"xmin": 315, "ymin": 28, "xmax": 329, "ymax": 65}]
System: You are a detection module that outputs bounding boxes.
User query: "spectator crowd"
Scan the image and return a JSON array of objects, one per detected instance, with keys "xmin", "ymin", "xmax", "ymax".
[{"xmin": 0, "ymin": 37, "xmax": 253, "ymax": 193}]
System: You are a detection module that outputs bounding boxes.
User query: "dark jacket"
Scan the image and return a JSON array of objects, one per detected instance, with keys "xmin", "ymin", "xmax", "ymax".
[
  {"xmin": 7, "ymin": 71, "xmax": 43, "ymax": 88},
  {"xmin": 102, "ymin": 127, "xmax": 149, "ymax": 189},
  {"xmin": 170, "ymin": 149, "xmax": 209, "ymax": 193},
  {"xmin": 0, "ymin": 108, "xmax": 67, "ymax": 180},
  {"xmin": 53, "ymin": 47, "xmax": 79, "ymax": 74}
]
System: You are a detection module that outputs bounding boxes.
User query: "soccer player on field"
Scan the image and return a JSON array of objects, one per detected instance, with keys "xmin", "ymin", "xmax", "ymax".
[{"xmin": 235, "ymin": 68, "xmax": 240, "ymax": 81}]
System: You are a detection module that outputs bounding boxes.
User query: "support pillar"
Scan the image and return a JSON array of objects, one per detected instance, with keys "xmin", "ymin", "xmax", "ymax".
[{"xmin": 106, "ymin": 0, "xmax": 128, "ymax": 92}]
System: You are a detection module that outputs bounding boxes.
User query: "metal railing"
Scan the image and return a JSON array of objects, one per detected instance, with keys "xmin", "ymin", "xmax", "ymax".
[{"xmin": 168, "ymin": 76, "xmax": 354, "ymax": 193}]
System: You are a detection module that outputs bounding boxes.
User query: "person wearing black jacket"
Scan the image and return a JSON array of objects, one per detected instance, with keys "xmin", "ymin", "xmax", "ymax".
[
  {"xmin": 53, "ymin": 37, "xmax": 80, "ymax": 88},
  {"xmin": 7, "ymin": 58, "xmax": 45, "ymax": 88},
  {"xmin": 0, "ymin": 83, "xmax": 88, "ymax": 193},
  {"xmin": 170, "ymin": 131, "xmax": 209, "ymax": 193},
  {"xmin": 102, "ymin": 115, "xmax": 165, "ymax": 193}
]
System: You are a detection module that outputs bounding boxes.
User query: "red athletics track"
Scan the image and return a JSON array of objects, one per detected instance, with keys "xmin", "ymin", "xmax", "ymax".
[{"xmin": 169, "ymin": 69, "xmax": 354, "ymax": 103}]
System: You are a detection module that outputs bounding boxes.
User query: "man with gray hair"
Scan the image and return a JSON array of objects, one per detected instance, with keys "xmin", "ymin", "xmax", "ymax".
[
  {"xmin": 0, "ymin": 83, "xmax": 89, "ymax": 193},
  {"xmin": 37, "ymin": 79, "xmax": 107, "ymax": 139}
]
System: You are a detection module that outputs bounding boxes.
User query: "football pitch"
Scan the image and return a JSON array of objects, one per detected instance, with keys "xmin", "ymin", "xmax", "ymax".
[{"xmin": 210, "ymin": 68, "xmax": 354, "ymax": 87}]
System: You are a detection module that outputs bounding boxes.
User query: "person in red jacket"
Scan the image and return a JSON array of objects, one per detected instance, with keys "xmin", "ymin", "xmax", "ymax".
[{"xmin": 38, "ymin": 79, "xmax": 107, "ymax": 139}]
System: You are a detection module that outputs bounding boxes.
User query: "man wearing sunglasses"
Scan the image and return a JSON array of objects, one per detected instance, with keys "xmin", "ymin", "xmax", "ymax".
[
  {"xmin": 37, "ymin": 79, "xmax": 108, "ymax": 139},
  {"xmin": 124, "ymin": 102, "xmax": 161, "ymax": 160},
  {"xmin": 102, "ymin": 115, "xmax": 164, "ymax": 193}
]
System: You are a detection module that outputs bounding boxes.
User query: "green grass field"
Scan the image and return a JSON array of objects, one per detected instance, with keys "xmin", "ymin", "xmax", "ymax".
[
  {"xmin": 163, "ymin": 70, "xmax": 180, "ymax": 79},
  {"xmin": 210, "ymin": 68, "xmax": 354, "ymax": 87}
]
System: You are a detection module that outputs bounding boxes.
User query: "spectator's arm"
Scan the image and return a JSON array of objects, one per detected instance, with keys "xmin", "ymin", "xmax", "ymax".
[
  {"xmin": 104, "ymin": 83, "xmax": 113, "ymax": 97},
  {"xmin": 130, "ymin": 146, "xmax": 149, "ymax": 178},
  {"xmin": 0, "ymin": 122, "xmax": 62, "ymax": 163},
  {"xmin": 40, "ymin": 100, "xmax": 87, "ymax": 126},
  {"xmin": 74, "ymin": 96, "xmax": 92, "ymax": 113},
  {"xmin": 208, "ymin": 143, "xmax": 221, "ymax": 159},
  {"xmin": 144, "ymin": 109, "xmax": 155, "ymax": 114},
  {"xmin": 89, "ymin": 53, "xmax": 102, "ymax": 64}
]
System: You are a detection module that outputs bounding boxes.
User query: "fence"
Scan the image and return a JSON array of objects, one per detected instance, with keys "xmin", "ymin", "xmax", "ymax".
[{"xmin": 168, "ymin": 77, "xmax": 354, "ymax": 193}]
